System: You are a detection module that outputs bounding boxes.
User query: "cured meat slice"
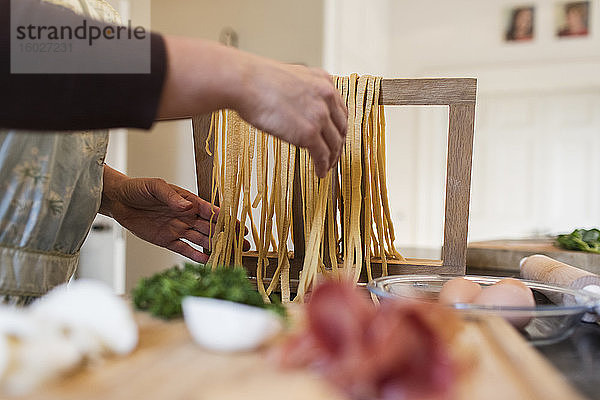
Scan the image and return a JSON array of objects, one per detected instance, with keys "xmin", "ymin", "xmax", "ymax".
[{"xmin": 277, "ymin": 280, "xmax": 460, "ymax": 400}]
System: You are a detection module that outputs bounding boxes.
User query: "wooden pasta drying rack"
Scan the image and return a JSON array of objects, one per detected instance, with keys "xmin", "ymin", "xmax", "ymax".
[{"xmin": 192, "ymin": 78, "xmax": 477, "ymax": 284}]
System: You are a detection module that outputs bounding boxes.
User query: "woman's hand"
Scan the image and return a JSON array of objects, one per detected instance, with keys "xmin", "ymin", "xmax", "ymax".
[
  {"xmin": 100, "ymin": 165, "xmax": 248, "ymax": 263},
  {"xmin": 157, "ymin": 36, "xmax": 347, "ymax": 178},
  {"xmin": 234, "ymin": 61, "xmax": 348, "ymax": 178}
]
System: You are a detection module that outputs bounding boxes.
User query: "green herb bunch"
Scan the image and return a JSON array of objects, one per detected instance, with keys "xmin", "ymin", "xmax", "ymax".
[
  {"xmin": 556, "ymin": 228, "xmax": 600, "ymax": 254},
  {"xmin": 132, "ymin": 263, "xmax": 286, "ymax": 319}
]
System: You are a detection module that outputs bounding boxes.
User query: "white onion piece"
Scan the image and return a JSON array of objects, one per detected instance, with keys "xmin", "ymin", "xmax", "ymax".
[
  {"xmin": 0, "ymin": 306, "xmax": 37, "ymax": 339},
  {"xmin": 0, "ymin": 335, "xmax": 8, "ymax": 382},
  {"xmin": 0, "ymin": 280, "xmax": 139, "ymax": 395},
  {"xmin": 30, "ymin": 280, "xmax": 138, "ymax": 355},
  {"xmin": 182, "ymin": 297, "xmax": 283, "ymax": 352},
  {"xmin": 2, "ymin": 330, "xmax": 81, "ymax": 396},
  {"xmin": 0, "ymin": 305, "xmax": 82, "ymax": 395}
]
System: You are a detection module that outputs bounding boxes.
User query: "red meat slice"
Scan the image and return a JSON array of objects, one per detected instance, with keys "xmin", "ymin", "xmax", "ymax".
[{"xmin": 277, "ymin": 280, "xmax": 460, "ymax": 400}]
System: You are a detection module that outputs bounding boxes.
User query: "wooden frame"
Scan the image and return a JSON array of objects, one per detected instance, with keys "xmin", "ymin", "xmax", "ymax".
[{"xmin": 192, "ymin": 78, "xmax": 477, "ymax": 282}]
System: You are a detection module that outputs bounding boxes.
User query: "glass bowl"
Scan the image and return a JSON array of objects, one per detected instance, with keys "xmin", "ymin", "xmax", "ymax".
[{"xmin": 367, "ymin": 274, "xmax": 600, "ymax": 345}]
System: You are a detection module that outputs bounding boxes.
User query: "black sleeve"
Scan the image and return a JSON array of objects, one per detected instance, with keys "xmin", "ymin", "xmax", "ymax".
[{"xmin": 0, "ymin": 0, "xmax": 167, "ymax": 131}]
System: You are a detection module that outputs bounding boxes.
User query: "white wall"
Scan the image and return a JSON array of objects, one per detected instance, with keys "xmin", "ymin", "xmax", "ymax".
[
  {"xmin": 390, "ymin": 0, "xmax": 600, "ymax": 74},
  {"xmin": 124, "ymin": 0, "xmax": 324, "ymax": 290},
  {"xmin": 325, "ymin": 0, "xmax": 600, "ymax": 251},
  {"xmin": 147, "ymin": 0, "xmax": 323, "ymax": 65},
  {"xmin": 323, "ymin": 0, "xmax": 392, "ymax": 75}
]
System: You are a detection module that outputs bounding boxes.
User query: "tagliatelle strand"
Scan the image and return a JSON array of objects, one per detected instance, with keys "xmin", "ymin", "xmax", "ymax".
[{"xmin": 362, "ymin": 76, "xmax": 375, "ymax": 282}]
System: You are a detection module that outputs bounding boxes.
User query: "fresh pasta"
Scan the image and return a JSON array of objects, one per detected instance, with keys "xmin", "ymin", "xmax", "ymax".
[{"xmin": 205, "ymin": 75, "xmax": 403, "ymax": 302}]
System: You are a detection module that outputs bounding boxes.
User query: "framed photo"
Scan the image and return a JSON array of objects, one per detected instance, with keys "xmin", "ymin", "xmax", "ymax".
[
  {"xmin": 556, "ymin": 1, "xmax": 590, "ymax": 37},
  {"xmin": 505, "ymin": 6, "xmax": 535, "ymax": 42}
]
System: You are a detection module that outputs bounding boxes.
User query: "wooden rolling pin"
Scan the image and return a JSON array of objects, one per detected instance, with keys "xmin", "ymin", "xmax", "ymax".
[{"xmin": 520, "ymin": 254, "xmax": 600, "ymax": 322}]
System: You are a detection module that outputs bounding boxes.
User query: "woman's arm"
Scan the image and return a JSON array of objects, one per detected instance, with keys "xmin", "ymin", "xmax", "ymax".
[
  {"xmin": 157, "ymin": 36, "xmax": 347, "ymax": 177},
  {"xmin": 1, "ymin": 0, "xmax": 347, "ymax": 177},
  {"xmin": 0, "ymin": 0, "xmax": 166, "ymax": 130}
]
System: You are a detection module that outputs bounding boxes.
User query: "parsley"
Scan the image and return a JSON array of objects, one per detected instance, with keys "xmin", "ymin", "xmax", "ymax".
[
  {"xmin": 132, "ymin": 263, "xmax": 286, "ymax": 319},
  {"xmin": 556, "ymin": 228, "xmax": 600, "ymax": 254}
]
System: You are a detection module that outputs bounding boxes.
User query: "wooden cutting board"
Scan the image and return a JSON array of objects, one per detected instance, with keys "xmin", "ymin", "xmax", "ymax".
[
  {"xmin": 19, "ymin": 311, "xmax": 585, "ymax": 400},
  {"xmin": 467, "ymin": 239, "xmax": 600, "ymax": 274}
]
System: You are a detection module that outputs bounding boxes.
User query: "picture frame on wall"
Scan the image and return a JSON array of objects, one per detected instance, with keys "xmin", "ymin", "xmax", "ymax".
[
  {"xmin": 505, "ymin": 5, "xmax": 535, "ymax": 42},
  {"xmin": 556, "ymin": 1, "xmax": 590, "ymax": 37}
]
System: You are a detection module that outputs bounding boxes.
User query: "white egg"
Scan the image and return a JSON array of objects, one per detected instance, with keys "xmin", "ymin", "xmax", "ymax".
[
  {"xmin": 182, "ymin": 297, "xmax": 283, "ymax": 352},
  {"xmin": 439, "ymin": 277, "xmax": 482, "ymax": 305},
  {"xmin": 472, "ymin": 283, "xmax": 535, "ymax": 328}
]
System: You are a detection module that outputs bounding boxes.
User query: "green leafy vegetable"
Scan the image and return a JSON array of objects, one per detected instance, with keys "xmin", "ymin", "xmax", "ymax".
[
  {"xmin": 556, "ymin": 228, "xmax": 600, "ymax": 254},
  {"xmin": 132, "ymin": 263, "xmax": 286, "ymax": 319}
]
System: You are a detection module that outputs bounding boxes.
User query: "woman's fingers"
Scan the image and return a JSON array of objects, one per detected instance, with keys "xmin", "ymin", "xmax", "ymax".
[
  {"xmin": 188, "ymin": 219, "xmax": 214, "ymax": 236},
  {"xmin": 174, "ymin": 216, "xmax": 249, "ymax": 250},
  {"xmin": 298, "ymin": 78, "xmax": 346, "ymax": 177},
  {"xmin": 303, "ymin": 126, "xmax": 332, "ymax": 178},
  {"xmin": 332, "ymin": 88, "xmax": 348, "ymax": 137},
  {"xmin": 167, "ymin": 240, "xmax": 209, "ymax": 264},
  {"xmin": 242, "ymin": 238, "xmax": 251, "ymax": 251},
  {"xmin": 318, "ymin": 72, "xmax": 348, "ymax": 139},
  {"xmin": 147, "ymin": 179, "xmax": 193, "ymax": 210},
  {"xmin": 182, "ymin": 228, "xmax": 211, "ymax": 249},
  {"xmin": 193, "ymin": 194, "xmax": 219, "ymax": 220},
  {"xmin": 183, "ymin": 214, "xmax": 246, "ymax": 238},
  {"xmin": 235, "ymin": 59, "xmax": 347, "ymax": 177},
  {"xmin": 171, "ymin": 185, "xmax": 219, "ymax": 219},
  {"xmin": 321, "ymin": 113, "xmax": 344, "ymax": 170}
]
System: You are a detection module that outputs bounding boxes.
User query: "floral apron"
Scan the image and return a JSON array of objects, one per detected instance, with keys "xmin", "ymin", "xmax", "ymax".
[{"xmin": 0, "ymin": 0, "xmax": 120, "ymax": 304}]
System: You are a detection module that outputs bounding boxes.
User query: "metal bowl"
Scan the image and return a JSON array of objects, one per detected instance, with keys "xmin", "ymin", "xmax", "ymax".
[{"xmin": 367, "ymin": 274, "xmax": 600, "ymax": 345}]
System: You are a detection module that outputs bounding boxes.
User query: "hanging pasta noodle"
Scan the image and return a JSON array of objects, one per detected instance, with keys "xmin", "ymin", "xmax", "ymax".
[{"xmin": 204, "ymin": 75, "xmax": 403, "ymax": 303}]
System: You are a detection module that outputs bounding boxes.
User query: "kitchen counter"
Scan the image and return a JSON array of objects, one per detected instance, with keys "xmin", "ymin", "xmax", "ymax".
[
  {"xmin": 468, "ymin": 265, "xmax": 600, "ymax": 400},
  {"xmin": 538, "ymin": 322, "xmax": 600, "ymax": 400},
  {"xmin": 21, "ymin": 307, "xmax": 584, "ymax": 400},
  {"xmin": 14, "ymin": 261, "xmax": 595, "ymax": 400},
  {"xmin": 467, "ymin": 239, "xmax": 600, "ymax": 275}
]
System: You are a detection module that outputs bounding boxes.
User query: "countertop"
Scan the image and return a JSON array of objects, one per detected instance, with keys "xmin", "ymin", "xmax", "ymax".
[
  {"xmin": 468, "ymin": 266, "xmax": 600, "ymax": 400},
  {"xmin": 22, "ymin": 309, "xmax": 583, "ymax": 400},
  {"xmin": 538, "ymin": 322, "xmax": 600, "ymax": 400}
]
